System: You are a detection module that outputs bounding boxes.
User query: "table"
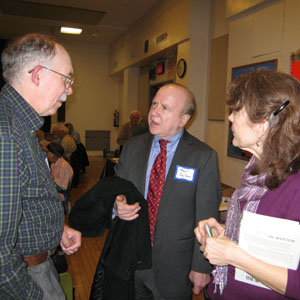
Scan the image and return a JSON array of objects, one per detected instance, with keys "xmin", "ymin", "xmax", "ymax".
[{"xmin": 220, "ymin": 183, "xmax": 235, "ymax": 221}]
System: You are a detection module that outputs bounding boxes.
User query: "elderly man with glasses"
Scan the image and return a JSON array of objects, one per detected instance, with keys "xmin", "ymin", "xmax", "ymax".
[{"xmin": 0, "ymin": 33, "xmax": 81, "ymax": 300}]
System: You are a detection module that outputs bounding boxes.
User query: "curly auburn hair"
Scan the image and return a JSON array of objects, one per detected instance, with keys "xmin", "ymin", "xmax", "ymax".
[{"xmin": 227, "ymin": 69, "xmax": 300, "ymax": 189}]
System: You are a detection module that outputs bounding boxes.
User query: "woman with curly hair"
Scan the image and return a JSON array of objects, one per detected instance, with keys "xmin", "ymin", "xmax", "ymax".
[{"xmin": 195, "ymin": 69, "xmax": 300, "ymax": 300}]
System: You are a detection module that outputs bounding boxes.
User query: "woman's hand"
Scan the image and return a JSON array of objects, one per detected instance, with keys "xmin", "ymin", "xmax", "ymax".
[
  {"xmin": 203, "ymin": 236, "xmax": 238, "ymax": 266},
  {"xmin": 194, "ymin": 218, "xmax": 225, "ymax": 245},
  {"xmin": 203, "ymin": 236, "xmax": 288, "ymax": 295},
  {"xmin": 195, "ymin": 218, "xmax": 230, "ymax": 266}
]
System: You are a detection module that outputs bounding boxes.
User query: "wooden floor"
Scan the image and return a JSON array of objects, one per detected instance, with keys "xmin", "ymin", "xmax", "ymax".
[
  {"xmin": 66, "ymin": 155, "xmax": 204, "ymax": 300},
  {"xmin": 66, "ymin": 156, "xmax": 105, "ymax": 300}
]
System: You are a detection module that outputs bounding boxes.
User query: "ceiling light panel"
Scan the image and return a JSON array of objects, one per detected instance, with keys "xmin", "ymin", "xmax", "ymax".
[{"xmin": 60, "ymin": 27, "xmax": 82, "ymax": 34}]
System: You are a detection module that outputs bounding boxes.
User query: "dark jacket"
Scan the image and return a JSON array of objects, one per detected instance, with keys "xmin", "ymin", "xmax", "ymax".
[{"xmin": 68, "ymin": 176, "xmax": 152, "ymax": 300}]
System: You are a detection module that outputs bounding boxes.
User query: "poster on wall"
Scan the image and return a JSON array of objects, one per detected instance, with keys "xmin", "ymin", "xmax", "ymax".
[
  {"xmin": 227, "ymin": 59, "xmax": 278, "ymax": 160},
  {"xmin": 290, "ymin": 49, "xmax": 300, "ymax": 81}
]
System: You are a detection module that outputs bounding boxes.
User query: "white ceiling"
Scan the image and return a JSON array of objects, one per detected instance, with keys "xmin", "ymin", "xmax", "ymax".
[{"xmin": 0, "ymin": 0, "xmax": 161, "ymax": 44}]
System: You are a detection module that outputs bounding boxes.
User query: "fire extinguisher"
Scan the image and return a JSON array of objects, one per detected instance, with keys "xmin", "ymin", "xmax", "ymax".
[{"xmin": 113, "ymin": 109, "xmax": 119, "ymax": 127}]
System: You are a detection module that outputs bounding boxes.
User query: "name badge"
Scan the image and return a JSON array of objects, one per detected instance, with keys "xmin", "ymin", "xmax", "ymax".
[{"xmin": 174, "ymin": 165, "xmax": 196, "ymax": 182}]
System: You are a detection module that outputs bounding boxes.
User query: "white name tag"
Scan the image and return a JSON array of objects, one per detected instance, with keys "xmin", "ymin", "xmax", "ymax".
[{"xmin": 174, "ymin": 165, "xmax": 196, "ymax": 182}]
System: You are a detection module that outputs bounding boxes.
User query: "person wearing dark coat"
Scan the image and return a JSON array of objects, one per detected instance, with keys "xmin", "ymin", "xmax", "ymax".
[
  {"xmin": 68, "ymin": 176, "xmax": 152, "ymax": 300},
  {"xmin": 114, "ymin": 83, "xmax": 221, "ymax": 299}
]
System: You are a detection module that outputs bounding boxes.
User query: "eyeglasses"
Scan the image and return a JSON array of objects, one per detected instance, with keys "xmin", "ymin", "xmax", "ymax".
[{"xmin": 28, "ymin": 65, "xmax": 74, "ymax": 89}]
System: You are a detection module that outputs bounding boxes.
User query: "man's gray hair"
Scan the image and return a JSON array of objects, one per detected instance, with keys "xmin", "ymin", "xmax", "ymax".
[{"xmin": 1, "ymin": 33, "xmax": 60, "ymax": 85}]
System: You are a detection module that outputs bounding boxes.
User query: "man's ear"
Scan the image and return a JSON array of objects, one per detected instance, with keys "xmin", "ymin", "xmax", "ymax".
[
  {"xmin": 179, "ymin": 113, "xmax": 191, "ymax": 128},
  {"xmin": 30, "ymin": 66, "xmax": 43, "ymax": 86}
]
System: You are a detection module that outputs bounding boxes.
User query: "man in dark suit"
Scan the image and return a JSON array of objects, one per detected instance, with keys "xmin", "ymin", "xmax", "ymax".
[{"xmin": 115, "ymin": 83, "xmax": 221, "ymax": 300}]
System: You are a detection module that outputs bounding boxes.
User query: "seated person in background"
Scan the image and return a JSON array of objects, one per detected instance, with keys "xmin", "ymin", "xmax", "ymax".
[
  {"xmin": 65, "ymin": 122, "xmax": 81, "ymax": 144},
  {"xmin": 195, "ymin": 69, "xmax": 300, "ymax": 300},
  {"xmin": 47, "ymin": 142, "xmax": 73, "ymax": 214},
  {"xmin": 65, "ymin": 122, "xmax": 89, "ymax": 173},
  {"xmin": 58, "ymin": 124, "xmax": 76, "ymax": 161},
  {"xmin": 35, "ymin": 129, "xmax": 49, "ymax": 151},
  {"xmin": 51, "ymin": 125, "xmax": 61, "ymax": 144},
  {"xmin": 133, "ymin": 115, "xmax": 149, "ymax": 136},
  {"xmin": 117, "ymin": 110, "xmax": 140, "ymax": 151}
]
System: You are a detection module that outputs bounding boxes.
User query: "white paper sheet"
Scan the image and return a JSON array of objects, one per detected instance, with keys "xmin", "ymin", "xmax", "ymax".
[{"xmin": 234, "ymin": 211, "xmax": 300, "ymax": 289}]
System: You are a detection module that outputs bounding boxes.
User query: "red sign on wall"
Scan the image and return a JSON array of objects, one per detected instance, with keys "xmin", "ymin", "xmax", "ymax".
[{"xmin": 291, "ymin": 60, "xmax": 300, "ymax": 81}]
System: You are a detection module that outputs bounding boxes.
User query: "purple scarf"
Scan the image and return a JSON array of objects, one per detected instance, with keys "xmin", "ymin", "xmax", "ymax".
[{"xmin": 212, "ymin": 156, "xmax": 268, "ymax": 294}]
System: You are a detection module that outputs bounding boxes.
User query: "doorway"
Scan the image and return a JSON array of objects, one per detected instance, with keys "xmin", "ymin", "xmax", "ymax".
[{"xmin": 149, "ymin": 80, "xmax": 173, "ymax": 108}]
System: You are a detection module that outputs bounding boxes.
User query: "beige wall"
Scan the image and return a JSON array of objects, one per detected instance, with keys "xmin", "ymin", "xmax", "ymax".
[
  {"xmin": 109, "ymin": 0, "xmax": 189, "ymax": 75},
  {"xmin": 226, "ymin": 0, "xmax": 274, "ymax": 18},
  {"xmin": 187, "ymin": 0, "xmax": 211, "ymax": 141},
  {"xmin": 138, "ymin": 67, "xmax": 150, "ymax": 117},
  {"xmin": 52, "ymin": 40, "xmax": 120, "ymax": 153},
  {"xmin": 222, "ymin": 0, "xmax": 300, "ymax": 188},
  {"xmin": 205, "ymin": 0, "xmax": 228, "ymax": 182},
  {"xmin": 212, "ymin": 0, "xmax": 228, "ymax": 38},
  {"xmin": 122, "ymin": 67, "xmax": 139, "ymax": 122}
]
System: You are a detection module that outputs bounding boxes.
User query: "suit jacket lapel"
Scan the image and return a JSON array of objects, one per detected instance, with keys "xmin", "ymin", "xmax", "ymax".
[
  {"xmin": 159, "ymin": 130, "xmax": 193, "ymax": 208},
  {"xmin": 166, "ymin": 130, "xmax": 192, "ymax": 183},
  {"xmin": 136, "ymin": 133, "xmax": 153, "ymax": 196}
]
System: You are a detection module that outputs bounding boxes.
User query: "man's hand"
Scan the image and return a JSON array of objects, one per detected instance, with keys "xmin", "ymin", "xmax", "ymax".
[
  {"xmin": 60, "ymin": 225, "xmax": 81, "ymax": 255},
  {"xmin": 189, "ymin": 271, "xmax": 210, "ymax": 295},
  {"xmin": 114, "ymin": 195, "xmax": 141, "ymax": 221}
]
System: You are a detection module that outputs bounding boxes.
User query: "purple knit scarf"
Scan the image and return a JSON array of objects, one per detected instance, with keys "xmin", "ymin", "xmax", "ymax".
[{"xmin": 212, "ymin": 155, "xmax": 268, "ymax": 294}]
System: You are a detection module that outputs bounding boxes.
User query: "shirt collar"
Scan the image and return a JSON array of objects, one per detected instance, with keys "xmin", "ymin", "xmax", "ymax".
[
  {"xmin": 153, "ymin": 129, "xmax": 184, "ymax": 147},
  {"xmin": 2, "ymin": 83, "xmax": 44, "ymax": 131}
]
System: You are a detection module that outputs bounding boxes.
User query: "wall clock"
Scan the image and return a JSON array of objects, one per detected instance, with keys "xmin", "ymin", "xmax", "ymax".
[{"xmin": 177, "ymin": 58, "xmax": 187, "ymax": 78}]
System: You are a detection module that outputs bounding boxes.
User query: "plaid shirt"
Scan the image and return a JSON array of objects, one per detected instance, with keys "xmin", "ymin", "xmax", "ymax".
[{"xmin": 0, "ymin": 84, "xmax": 64, "ymax": 299}]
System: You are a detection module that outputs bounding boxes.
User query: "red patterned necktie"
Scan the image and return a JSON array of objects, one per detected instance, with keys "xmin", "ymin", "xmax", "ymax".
[{"xmin": 147, "ymin": 139, "xmax": 168, "ymax": 244}]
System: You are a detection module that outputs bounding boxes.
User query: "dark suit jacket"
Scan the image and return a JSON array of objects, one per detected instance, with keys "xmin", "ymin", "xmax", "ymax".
[
  {"xmin": 68, "ymin": 176, "xmax": 152, "ymax": 300},
  {"xmin": 116, "ymin": 130, "xmax": 221, "ymax": 298}
]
